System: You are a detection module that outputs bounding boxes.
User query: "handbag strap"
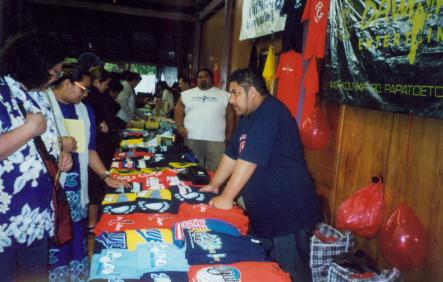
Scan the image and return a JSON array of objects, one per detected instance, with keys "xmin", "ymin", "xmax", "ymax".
[{"xmin": 17, "ymin": 102, "xmax": 61, "ymax": 189}]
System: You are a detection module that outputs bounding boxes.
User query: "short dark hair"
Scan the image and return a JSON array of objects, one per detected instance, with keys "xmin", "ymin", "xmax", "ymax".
[
  {"xmin": 0, "ymin": 31, "xmax": 65, "ymax": 89},
  {"xmin": 228, "ymin": 68, "xmax": 269, "ymax": 96},
  {"xmin": 197, "ymin": 68, "xmax": 214, "ymax": 81},
  {"xmin": 89, "ymin": 66, "xmax": 111, "ymax": 83},
  {"xmin": 51, "ymin": 63, "xmax": 90, "ymax": 87},
  {"xmin": 78, "ymin": 52, "xmax": 103, "ymax": 70},
  {"xmin": 179, "ymin": 76, "xmax": 190, "ymax": 84},
  {"xmin": 122, "ymin": 71, "xmax": 141, "ymax": 82},
  {"xmin": 108, "ymin": 78, "xmax": 123, "ymax": 93}
]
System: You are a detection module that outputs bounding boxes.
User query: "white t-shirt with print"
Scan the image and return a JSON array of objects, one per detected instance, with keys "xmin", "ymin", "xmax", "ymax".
[{"xmin": 181, "ymin": 87, "xmax": 230, "ymax": 142}]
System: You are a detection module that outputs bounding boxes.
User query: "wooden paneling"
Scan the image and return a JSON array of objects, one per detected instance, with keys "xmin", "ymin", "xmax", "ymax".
[
  {"xmin": 331, "ymin": 106, "xmax": 443, "ymax": 281},
  {"xmin": 200, "ymin": 7, "xmax": 225, "ymax": 70}
]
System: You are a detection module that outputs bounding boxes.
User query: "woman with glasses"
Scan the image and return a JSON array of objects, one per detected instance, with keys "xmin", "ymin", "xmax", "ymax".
[{"xmin": 46, "ymin": 63, "xmax": 129, "ymax": 281}]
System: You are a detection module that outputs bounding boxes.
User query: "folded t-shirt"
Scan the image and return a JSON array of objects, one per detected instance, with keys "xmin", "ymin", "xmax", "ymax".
[{"xmin": 188, "ymin": 262, "xmax": 291, "ymax": 282}]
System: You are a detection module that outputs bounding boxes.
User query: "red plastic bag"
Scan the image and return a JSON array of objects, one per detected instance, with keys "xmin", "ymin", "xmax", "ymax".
[{"xmin": 336, "ymin": 176, "xmax": 384, "ymax": 237}]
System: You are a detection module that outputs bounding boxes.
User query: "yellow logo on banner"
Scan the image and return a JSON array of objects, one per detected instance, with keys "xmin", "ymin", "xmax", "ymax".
[{"xmin": 344, "ymin": 0, "xmax": 443, "ymax": 65}]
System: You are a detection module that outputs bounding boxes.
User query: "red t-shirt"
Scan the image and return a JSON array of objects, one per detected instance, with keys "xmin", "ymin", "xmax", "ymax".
[
  {"xmin": 189, "ymin": 262, "xmax": 291, "ymax": 282},
  {"xmin": 178, "ymin": 203, "xmax": 249, "ymax": 235},
  {"xmin": 275, "ymin": 50, "xmax": 303, "ymax": 118},
  {"xmin": 302, "ymin": 0, "xmax": 330, "ymax": 59},
  {"xmin": 301, "ymin": 58, "xmax": 319, "ymax": 125}
]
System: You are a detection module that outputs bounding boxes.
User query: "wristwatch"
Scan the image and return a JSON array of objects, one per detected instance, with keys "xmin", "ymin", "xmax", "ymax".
[{"xmin": 100, "ymin": 170, "xmax": 111, "ymax": 181}]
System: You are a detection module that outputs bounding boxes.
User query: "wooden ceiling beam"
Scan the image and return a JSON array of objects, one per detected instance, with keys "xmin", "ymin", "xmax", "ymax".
[
  {"xmin": 198, "ymin": 0, "xmax": 224, "ymax": 21},
  {"xmin": 23, "ymin": 0, "xmax": 197, "ymax": 22},
  {"xmin": 149, "ymin": 0, "xmax": 196, "ymax": 7}
]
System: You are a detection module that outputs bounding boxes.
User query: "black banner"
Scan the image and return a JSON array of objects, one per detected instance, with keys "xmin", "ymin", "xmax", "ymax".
[{"xmin": 323, "ymin": 0, "xmax": 443, "ymax": 119}]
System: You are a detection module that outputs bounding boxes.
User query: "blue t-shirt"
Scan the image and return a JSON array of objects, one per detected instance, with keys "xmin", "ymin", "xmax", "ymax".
[
  {"xmin": 226, "ymin": 96, "xmax": 321, "ymax": 238},
  {"xmin": 183, "ymin": 229, "xmax": 268, "ymax": 265}
]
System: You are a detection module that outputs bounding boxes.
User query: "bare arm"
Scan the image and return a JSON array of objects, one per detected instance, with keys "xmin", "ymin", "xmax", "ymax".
[
  {"xmin": 225, "ymin": 103, "xmax": 235, "ymax": 142},
  {"xmin": 0, "ymin": 112, "xmax": 46, "ymax": 160},
  {"xmin": 209, "ymin": 159, "xmax": 257, "ymax": 209},
  {"xmin": 88, "ymin": 150, "xmax": 130, "ymax": 188},
  {"xmin": 199, "ymin": 154, "xmax": 236, "ymax": 193},
  {"xmin": 174, "ymin": 97, "xmax": 188, "ymax": 138}
]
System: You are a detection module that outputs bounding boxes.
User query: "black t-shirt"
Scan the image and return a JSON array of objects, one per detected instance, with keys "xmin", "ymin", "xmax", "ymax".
[{"xmin": 281, "ymin": 0, "xmax": 306, "ymax": 52}]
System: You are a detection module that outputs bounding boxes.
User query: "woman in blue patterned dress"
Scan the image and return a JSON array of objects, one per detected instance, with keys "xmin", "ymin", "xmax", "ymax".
[
  {"xmin": 47, "ymin": 63, "xmax": 129, "ymax": 282},
  {"xmin": 0, "ymin": 32, "xmax": 73, "ymax": 281}
]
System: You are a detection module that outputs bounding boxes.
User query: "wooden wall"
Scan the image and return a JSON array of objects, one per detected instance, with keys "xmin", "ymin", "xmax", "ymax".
[
  {"xmin": 200, "ymin": 7, "xmax": 225, "ymax": 70},
  {"xmin": 226, "ymin": 0, "xmax": 443, "ymax": 281},
  {"xmin": 330, "ymin": 106, "xmax": 443, "ymax": 282}
]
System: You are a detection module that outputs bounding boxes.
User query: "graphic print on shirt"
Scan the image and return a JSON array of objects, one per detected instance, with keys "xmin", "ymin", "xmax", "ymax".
[
  {"xmin": 137, "ymin": 200, "xmax": 172, "ymax": 213},
  {"xmin": 191, "ymin": 231, "xmax": 222, "ymax": 254},
  {"xmin": 150, "ymin": 243, "xmax": 169, "ymax": 267},
  {"xmin": 192, "ymin": 95, "xmax": 218, "ymax": 103},
  {"xmin": 149, "ymin": 272, "xmax": 174, "ymax": 282},
  {"xmin": 173, "ymin": 185, "xmax": 206, "ymax": 202},
  {"xmin": 64, "ymin": 172, "xmax": 79, "ymax": 188},
  {"xmin": 96, "ymin": 232, "xmax": 127, "ymax": 250},
  {"xmin": 239, "ymin": 134, "xmax": 247, "ymax": 154},
  {"xmin": 195, "ymin": 265, "xmax": 241, "ymax": 282},
  {"xmin": 97, "ymin": 250, "xmax": 123, "ymax": 275},
  {"xmin": 103, "ymin": 203, "xmax": 137, "ymax": 215},
  {"xmin": 281, "ymin": 63, "xmax": 294, "ymax": 74},
  {"xmin": 315, "ymin": 1, "xmax": 324, "ymax": 22},
  {"xmin": 135, "ymin": 228, "xmax": 173, "ymax": 244},
  {"xmin": 108, "ymin": 216, "xmax": 135, "ymax": 231}
]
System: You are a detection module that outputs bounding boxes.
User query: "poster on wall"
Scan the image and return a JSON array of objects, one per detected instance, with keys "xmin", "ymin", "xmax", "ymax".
[
  {"xmin": 323, "ymin": 0, "xmax": 443, "ymax": 119},
  {"xmin": 239, "ymin": 0, "xmax": 287, "ymax": 40}
]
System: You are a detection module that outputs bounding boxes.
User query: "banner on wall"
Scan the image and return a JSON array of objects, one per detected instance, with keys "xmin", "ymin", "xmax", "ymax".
[
  {"xmin": 239, "ymin": 0, "xmax": 287, "ymax": 40},
  {"xmin": 323, "ymin": 0, "xmax": 443, "ymax": 119}
]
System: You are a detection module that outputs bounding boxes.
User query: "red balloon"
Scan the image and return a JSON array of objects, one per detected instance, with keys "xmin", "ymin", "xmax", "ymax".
[
  {"xmin": 379, "ymin": 202, "xmax": 429, "ymax": 271},
  {"xmin": 300, "ymin": 109, "xmax": 331, "ymax": 150}
]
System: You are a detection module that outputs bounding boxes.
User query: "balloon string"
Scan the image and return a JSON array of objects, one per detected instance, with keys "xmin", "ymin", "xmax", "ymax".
[{"xmin": 405, "ymin": 111, "xmax": 413, "ymax": 187}]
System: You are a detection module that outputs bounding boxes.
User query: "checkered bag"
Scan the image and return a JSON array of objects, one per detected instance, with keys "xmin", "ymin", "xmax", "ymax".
[
  {"xmin": 327, "ymin": 263, "xmax": 402, "ymax": 282},
  {"xmin": 310, "ymin": 223, "xmax": 355, "ymax": 282}
]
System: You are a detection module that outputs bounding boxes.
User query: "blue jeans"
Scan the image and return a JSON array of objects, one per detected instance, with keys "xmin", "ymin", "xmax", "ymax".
[
  {"xmin": 0, "ymin": 240, "xmax": 49, "ymax": 282},
  {"xmin": 259, "ymin": 228, "xmax": 313, "ymax": 282}
]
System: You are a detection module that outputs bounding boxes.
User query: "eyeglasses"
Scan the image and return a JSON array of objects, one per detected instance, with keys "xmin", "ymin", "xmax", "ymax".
[{"xmin": 74, "ymin": 81, "xmax": 90, "ymax": 94}]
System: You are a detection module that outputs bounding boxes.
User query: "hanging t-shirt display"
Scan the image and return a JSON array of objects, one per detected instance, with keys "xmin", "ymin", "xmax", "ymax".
[
  {"xmin": 301, "ymin": 58, "xmax": 319, "ymax": 124},
  {"xmin": 280, "ymin": 0, "xmax": 306, "ymax": 53},
  {"xmin": 302, "ymin": 0, "xmax": 330, "ymax": 59},
  {"xmin": 276, "ymin": 50, "xmax": 303, "ymax": 118}
]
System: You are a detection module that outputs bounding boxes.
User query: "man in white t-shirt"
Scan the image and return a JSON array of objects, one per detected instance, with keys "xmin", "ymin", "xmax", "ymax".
[{"xmin": 175, "ymin": 68, "xmax": 235, "ymax": 171}]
